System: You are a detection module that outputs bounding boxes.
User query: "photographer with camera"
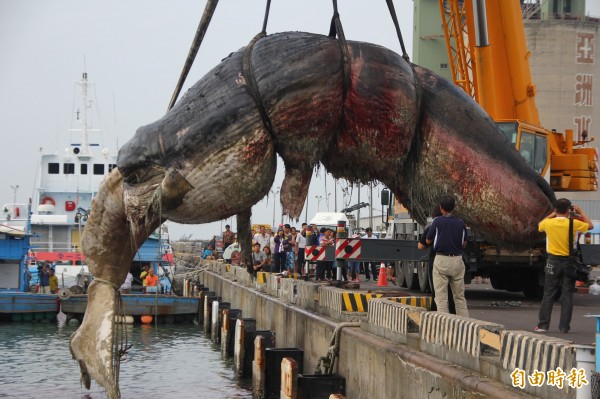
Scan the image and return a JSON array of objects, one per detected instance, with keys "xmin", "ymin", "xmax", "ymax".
[{"xmin": 535, "ymin": 198, "xmax": 594, "ymax": 334}]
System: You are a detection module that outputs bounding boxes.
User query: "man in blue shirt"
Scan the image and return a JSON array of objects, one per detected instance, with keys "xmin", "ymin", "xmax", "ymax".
[
  {"xmin": 426, "ymin": 195, "xmax": 469, "ymax": 316},
  {"xmin": 38, "ymin": 264, "xmax": 51, "ymax": 294}
]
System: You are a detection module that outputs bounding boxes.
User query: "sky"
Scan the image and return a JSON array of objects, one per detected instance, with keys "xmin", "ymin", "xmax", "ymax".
[
  {"xmin": 0, "ymin": 0, "xmax": 413, "ymax": 240},
  {"xmin": 2, "ymin": 1, "xmax": 600, "ymax": 241}
]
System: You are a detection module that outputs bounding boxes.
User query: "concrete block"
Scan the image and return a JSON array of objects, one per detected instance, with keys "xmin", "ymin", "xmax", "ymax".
[
  {"xmin": 363, "ymin": 298, "xmax": 427, "ymax": 345},
  {"xmin": 280, "ymin": 278, "xmax": 297, "ymax": 304},
  {"xmin": 420, "ymin": 312, "xmax": 504, "ymax": 372},
  {"xmin": 266, "ymin": 273, "xmax": 280, "ymax": 297},
  {"xmin": 255, "ymin": 271, "xmax": 268, "ymax": 292},
  {"xmin": 295, "ymin": 281, "xmax": 319, "ymax": 311},
  {"xmin": 499, "ymin": 330, "xmax": 577, "ymax": 399}
]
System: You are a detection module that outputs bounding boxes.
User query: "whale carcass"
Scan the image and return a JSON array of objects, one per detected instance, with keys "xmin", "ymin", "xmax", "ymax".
[{"xmin": 70, "ymin": 32, "xmax": 554, "ymax": 398}]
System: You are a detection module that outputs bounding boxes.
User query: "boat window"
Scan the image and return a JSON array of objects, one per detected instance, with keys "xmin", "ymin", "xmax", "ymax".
[
  {"xmin": 80, "ymin": 163, "xmax": 88, "ymax": 175},
  {"xmin": 93, "ymin": 164, "xmax": 105, "ymax": 175},
  {"xmin": 63, "ymin": 163, "xmax": 75, "ymax": 174},
  {"xmin": 48, "ymin": 163, "xmax": 59, "ymax": 174},
  {"xmin": 108, "ymin": 164, "xmax": 117, "ymax": 172}
]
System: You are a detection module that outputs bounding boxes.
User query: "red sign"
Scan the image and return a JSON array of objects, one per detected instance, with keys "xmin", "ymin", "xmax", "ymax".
[
  {"xmin": 335, "ymin": 239, "xmax": 362, "ymax": 259},
  {"xmin": 33, "ymin": 251, "xmax": 85, "ymax": 262},
  {"xmin": 305, "ymin": 245, "xmax": 326, "ymax": 261}
]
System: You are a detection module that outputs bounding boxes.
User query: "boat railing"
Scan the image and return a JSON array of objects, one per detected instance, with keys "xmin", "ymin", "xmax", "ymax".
[{"xmin": 29, "ymin": 241, "xmax": 80, "ymax": 253}]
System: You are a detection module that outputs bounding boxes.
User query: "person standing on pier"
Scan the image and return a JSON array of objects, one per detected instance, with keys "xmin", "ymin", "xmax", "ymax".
[
  {"xmin": 535, "ymin": 199, "xmax": 593, "ymax": 334},
  {"xmin": 223, "ymin": 224, "xmax": 234, "ymax": 250},
  {"xmin": 273, "ymin": 227, "xmax": 288, "ymax": 273},
  {"xmin": 425, "ymin": 195, "xmax": 469, "ymax": 317},
  {"xmin": 362, "ymin": 227, "xmax": 379, "ymax": 282},
  {"xmin": 253, "ymin": 225, "xmax": 271, "ymax": 252},
  {"xmin": 295, "ymin": 224, "xmax": 307, "ymax": 276}
]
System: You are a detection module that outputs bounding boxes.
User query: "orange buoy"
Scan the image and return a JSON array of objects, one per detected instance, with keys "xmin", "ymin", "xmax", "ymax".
[{"xmin": 141, "ymin": 315, "xmax": 153, "ymax": 324}]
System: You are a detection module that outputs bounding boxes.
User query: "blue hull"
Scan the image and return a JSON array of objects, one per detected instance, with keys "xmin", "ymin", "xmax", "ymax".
[
  {"xmin": 61, "ymin": 294, "xmax": 199, "ymax": 316},
  {"xmin": 0, "ymin": 292, "xmax": 59, "ymax": 313}
]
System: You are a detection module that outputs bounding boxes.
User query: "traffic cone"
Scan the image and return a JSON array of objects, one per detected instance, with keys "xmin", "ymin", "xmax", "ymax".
[{"xmin": 377, "ymin": 262, "xmax": 388, "ymax": 287}]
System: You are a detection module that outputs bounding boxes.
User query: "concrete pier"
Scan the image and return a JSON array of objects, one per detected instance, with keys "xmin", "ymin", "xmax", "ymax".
[{"xmin": 201, "ymin": 261, "xmax": 583, "ymax": 398}]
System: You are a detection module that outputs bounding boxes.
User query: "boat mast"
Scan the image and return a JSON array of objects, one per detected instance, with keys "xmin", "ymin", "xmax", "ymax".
[{"xmin": 79, "ymin": 72, "xmax": 90, "ymax": 155}]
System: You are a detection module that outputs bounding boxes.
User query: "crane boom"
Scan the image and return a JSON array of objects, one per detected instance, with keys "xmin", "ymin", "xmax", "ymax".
[{"xmin": 438, "ymin": 0, "xmax": 597, "ymax": 191}]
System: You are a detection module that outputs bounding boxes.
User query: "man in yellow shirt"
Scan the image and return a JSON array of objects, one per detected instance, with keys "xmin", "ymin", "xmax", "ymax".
[
  {"xmin": 140, "ymin": 265, "xmax": 149, "ymax": 287},
  {"xmin": 535, "ymin": 198, "xmax": 593, "ymax": 334},
  {"xmin": 49, "ymin": 268, "xmax": 59, "ymax": 294}
]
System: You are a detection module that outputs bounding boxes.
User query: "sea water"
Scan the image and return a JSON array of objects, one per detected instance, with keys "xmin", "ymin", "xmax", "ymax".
[{"xmin": 0, "ymin": 318, "xmax": 252, "ymax": 398}]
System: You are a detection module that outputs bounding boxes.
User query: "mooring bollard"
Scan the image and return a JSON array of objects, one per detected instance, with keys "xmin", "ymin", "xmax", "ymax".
[
  {"xmin": 233, "ymin": 318, "xmax": 257, "ymax": 376},
  {"xmin": 197, "ymin": 288, "xmax": 209, "ymax": 326},
  {"xmin": 280, "ymin": 357, "xmax": 298, "ymax": 399},
  {"xmin": 264, "ymin": 348, "xmax": 303, "ymax": 399},
  {"xmin": 252, "ymin": 335, "xmax": 266, "ymax": 399},
  {"xmin": 233, "ymin": 319, "xmax": 246, "ymax": 376},
  {"xmin": 221, "ymin": 308, "xmax": 242, "ymax": 358},
  {"xmin": 203, "ymin": 293, "xmax": 217, "ymax": 336},
  {"xmin": 211, "ymin": 300, "xmax": 220, "ymax": 343},
  {"xmin": 244, "ymin": 330, "xmax": 275, "ymax": 379},
  {"xmin": 212, "ymin": 301, "xmax": 231, "ymax": 344}
]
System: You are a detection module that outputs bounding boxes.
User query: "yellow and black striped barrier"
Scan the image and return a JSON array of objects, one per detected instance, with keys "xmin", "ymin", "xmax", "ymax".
[
  {"xmin": 256, "ymin": 272, "xmax": 302, "ymax": 285},
  {"xmin": 256, "ymin": 272, "xmax": 268, "ymax": 284},
  {"xmin": 388, "ymin": 296, "xmax": 432, "ymax": 310},
  {"xmin": 341, "ymin": 292, "xmax": 384, "ymax": 312}
]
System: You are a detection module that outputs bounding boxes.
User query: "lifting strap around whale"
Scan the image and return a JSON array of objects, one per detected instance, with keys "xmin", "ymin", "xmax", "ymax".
[
  {"xmin": 328, "ymin": 0, "xmax": 351, "ymax": 105},
  {"xmin": 241, "ymin": 0, "xmax": 277, "ymax": 139}
]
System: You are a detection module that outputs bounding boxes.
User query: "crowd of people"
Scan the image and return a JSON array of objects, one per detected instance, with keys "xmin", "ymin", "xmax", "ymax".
[
  {"xmin": 248, "ymin": 223, "xmax": 387, "ymax": 283},
  {"xmin": 116, "ymin": 264, "xmax": 157, "ymax": 294}
]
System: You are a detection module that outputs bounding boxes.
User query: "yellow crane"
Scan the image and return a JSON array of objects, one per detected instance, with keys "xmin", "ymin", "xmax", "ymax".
[{"xmin": 438, "ymin": 0, "xmax": 597, "ymax": 191}]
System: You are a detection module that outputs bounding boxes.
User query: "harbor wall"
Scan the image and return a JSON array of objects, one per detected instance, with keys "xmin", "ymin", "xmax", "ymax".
[{"xmin": 198, "ymin": 262, "xmax": 569, "ymax": 399}]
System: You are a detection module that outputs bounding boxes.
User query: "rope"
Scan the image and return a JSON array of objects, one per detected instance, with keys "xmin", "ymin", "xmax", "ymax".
[
  {"xmin": 314, "ymin": 321, "xmax": 360, "ymax": 374},
  {"xmin": 383, "ymin": 0, "xmax": 424, "ymax": 208},
  {"xmin": 241, "ymin": 32, "xmax": 275, "ymax": 139},
  {"xmin": 261, "ymin": 0, "xmax": 272, "ymax": 34},
  {"xmin": 241, "ymin": 0, "xmax": 275, "ymax": 139},
  {"xmin": 93, "ymin": 277, "xmax": 120, "ymax": 290},
  {"xmin": 328, "ymin": 0, "xmax": 351, "ymax": 104},
  {"xmin": 385, "ymin": 0, "xmax": 410, "ymax": 61},
  {"xmin": 111, "ymin": 292, "xmax": 132, "ymax": 383},
  {"xmin": 167, "ymin": 0, "xmax": 220, "ymax": 111}
]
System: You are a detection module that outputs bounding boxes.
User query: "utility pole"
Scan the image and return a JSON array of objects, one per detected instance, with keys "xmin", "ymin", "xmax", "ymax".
[
  {"xmin": 357, "ymin": 187, "xmax": 361, "ymax": 230},
  {"xmin": 271, "ymin": 187, "xmax": 280, "ymax": 226},
  {"xmin": 334, "ymin": 179, "xmax": 338, "ymax": 212},
  {"xmin": 304, "ymin": 187, "xmax": 309, "ymax": 223},
  {"xmin": 369, "ymin": 183, "xmax": 373, "ymax": 228}
]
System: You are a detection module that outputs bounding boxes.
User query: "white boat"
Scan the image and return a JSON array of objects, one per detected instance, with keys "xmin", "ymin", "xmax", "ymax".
[
  {"xmin": 0, "ymin": 72, "xmax": 174, "ymax": 290},
  {"xmin": 0, "ymin": 72, "xmax": 115, "ymax": 282}
]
